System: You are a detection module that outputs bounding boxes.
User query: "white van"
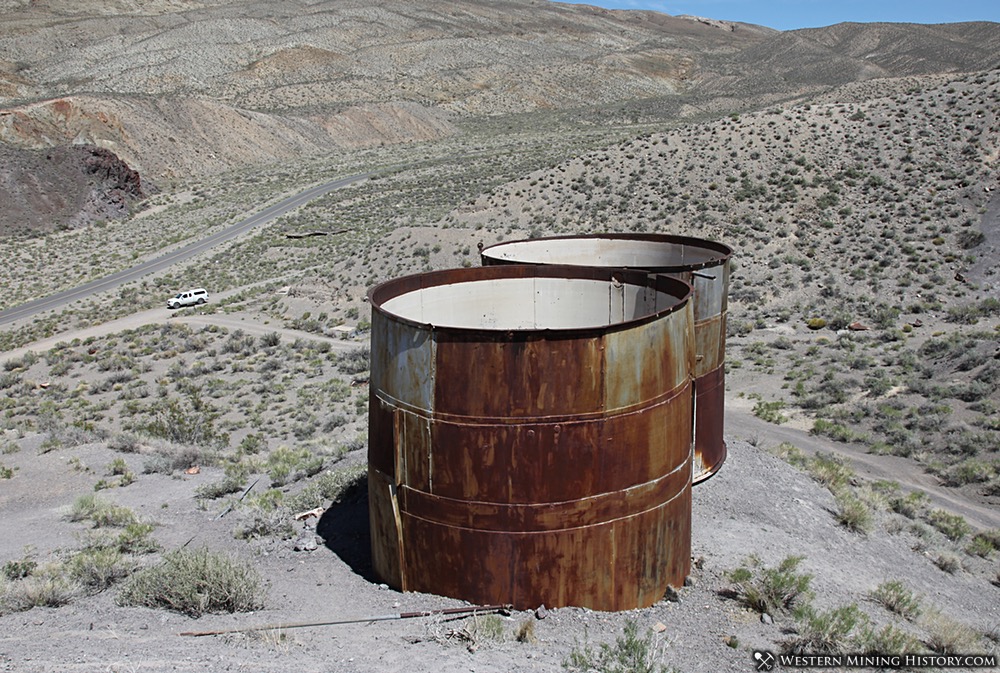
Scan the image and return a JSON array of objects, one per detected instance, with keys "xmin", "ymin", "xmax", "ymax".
[{"xmin": 167, "ymin": 288, "xmax": 209, "ymax": 309}]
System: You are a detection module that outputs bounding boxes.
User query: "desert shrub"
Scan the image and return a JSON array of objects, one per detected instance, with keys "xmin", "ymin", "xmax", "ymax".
[
  {"xmin": 108, "ymin": 433, "xmax": 141, "ymax": 453},
  {"xmin": 115, "ymin": 522, "xmax": 159, "ymax": 554},
  {"xmin": 91, "ymin": 503, "xmax": 140, "ymax": 529},
  {"xmin": 768, "ymin": 442, "xmax": 809, "ymax": 468},
  {"xmin": 137, "ymin": 395, "xmax": 226, "ymax": 449},
  {"xmin": 117, "ymin": 547, "xmax": 264, "ymax": 617},
  {"xmin": 564, "ymin": 620, "xmax": 674, "ymax": 673},
  {"xmin": 964, "ymin": 536, "xmax": 994, "ymax": 558},
  {"xmin": 284, "ymin": 464, "xmax": 366, "ymax": 513},
  {"xmin": 889, "ymin": 490, "xmax": 929, "ymax": 519},
  {"xmin": 1, "ymin": 571, "xmax": 77, "ymax": 613},
  {"xmin": 752, "ymin": 399, "xmax": 787, "ymax": 424},
  {"xmin": 68, "ymin": 493, "xmax": 105, "ymax": 522},
  {"xmin": 970, "ymin": 529, "xmax": 1000, "ymax": 555},
  {"xmin": 141, "ymin": 441, "xmax": 206, "ymax": 475},
  {"xmin": 223, "ymin": 330, "xmax": 257, "ymax": 354},
  {"xmin": 515, "ymin": 618, "xmax": 537, "ymax": 644},
  {"xmin": 195, "ymin": 474, "xmax": 247, "ymax": 500},
  {"xmin": 869, "ymin": 580, "xmax": 922, "ymax": 620},
  {"xmin": 933, "ymin": 553, "xmax": 961, "ymax": 574},
  {"xmin": 810, "ymin": 419, "xmax": 856, "ymax": 443},
  {"xmin": 267, "ymin": 446, "xmax": 324, "ymax": 487},
  {"xmin": 337, "ymin": 347, "xmax": 370, "ymax": 375},
  {"xmin": 943, "ymin": 459, "xmax": 995, "ymax": 486},
  {"xmin": 69, "ymin": 547, "xmax": 135, "ymax": 592},
  {"xmin": 233, "ymin": 502, "xmax": 295, "ymax": 541},
  {"xmin": 921, "ymin": 610, "xmax": 982, "ymax": 654},
  {"xmin": 856, "ymin": 623, "xmax": 923, "ymax": 655},
  {"xmin": 466, "ymin": 613, "xmax": 506, "ymax": 645},
  {"xmin": 105, "ymin": 458, "xmax": 137, "ymax": 486},
  {"xmin": 807, "ymin": 452, "xmax": 854, "ymax": 492},
  {"xmin": 3, "ymin": 556, "xmax": 37, "ymax": 581},
  {"xmin": 725, "ymin": 555, "xmax": 812, "ymax": 616},
  {"xmin": 786, "ymin": 603, "xmax": 868, "ymax": 655},
  {"xmin": 834, "ymin": 491, "xmax": 873, "ymax": 534},
  {"xmin": 926, "ymin": 509, "xmax": 971, "ymax": 541},
  {"xmin": 195, "ymin": 463, "xmax": 250, "ymax": 500},
  {"xmin": 238, "ymin": 433, "xmax": 266, "ymax": 455}
]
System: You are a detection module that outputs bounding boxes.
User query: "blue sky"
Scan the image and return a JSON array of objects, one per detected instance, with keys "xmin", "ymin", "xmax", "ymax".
[{"xmin": 554, "ymin": 1, "xmax": 999, "ymax": 31}]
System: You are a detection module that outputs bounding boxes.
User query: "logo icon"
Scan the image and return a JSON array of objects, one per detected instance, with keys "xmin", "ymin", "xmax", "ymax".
[{"xmin": 753, "ymin": 650, "xmax": 775, "ymax": 671}]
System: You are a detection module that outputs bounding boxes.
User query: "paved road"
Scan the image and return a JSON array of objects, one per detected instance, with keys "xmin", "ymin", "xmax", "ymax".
[{"xmin": 0, "ymin": 173, "xmax": 368, "ymax": 327}]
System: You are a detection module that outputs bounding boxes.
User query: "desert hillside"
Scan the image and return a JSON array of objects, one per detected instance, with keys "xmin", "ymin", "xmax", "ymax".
[{"xmin": 1, "ymin": 1, "xmax": 997, "ymax": 190}]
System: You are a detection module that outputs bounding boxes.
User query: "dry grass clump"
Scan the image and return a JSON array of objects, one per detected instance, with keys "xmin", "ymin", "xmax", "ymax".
[
  {"xmin": 920, "ymin": 609, "xmax": 983, "ymax": 654},
  {"xmin": 0, "ymin": 566, "xmax": 78, "ymax": 614}
]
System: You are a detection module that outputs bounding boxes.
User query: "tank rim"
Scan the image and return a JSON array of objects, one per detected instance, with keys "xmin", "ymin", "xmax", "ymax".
[
  {"xmin": 480, "ymin": 233, "xmax": 732, "ymax": 273},
  {"xmin": 367, "ymin": 264, "xmax": 692, "ymax": 336}
]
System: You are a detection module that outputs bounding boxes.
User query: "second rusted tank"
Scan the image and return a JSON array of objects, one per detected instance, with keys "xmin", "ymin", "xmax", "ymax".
[
  {"xmin": 481, "ymin": 234, "xmax": 732, "ymax": 484},
  {"xmin": 368, "ymin": 265, "xmax": 693, "ymax": 611}
]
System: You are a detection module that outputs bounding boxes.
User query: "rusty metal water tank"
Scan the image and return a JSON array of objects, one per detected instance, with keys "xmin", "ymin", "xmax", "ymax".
[
  {"xmin": 480, "ymin": 234, "xmax": 732, "ymax": 484},
  {"xmin": 367, "ymin": 265, "xmax": 693, "ymax": 611}
]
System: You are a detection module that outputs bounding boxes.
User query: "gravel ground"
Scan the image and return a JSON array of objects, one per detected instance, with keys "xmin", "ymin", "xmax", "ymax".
[{"xmin": 2, "ymin": 421, "xmax": 997, "ymax": 673}]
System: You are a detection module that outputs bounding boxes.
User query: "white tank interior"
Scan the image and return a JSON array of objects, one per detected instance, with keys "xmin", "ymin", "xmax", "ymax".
[
  {"xmin": 380, "ymin": 277, "xmax": 680, "ymax": 330},
  {"xmin": 485, "ymin": 238, "xmax": 722, "ymax": 268}
]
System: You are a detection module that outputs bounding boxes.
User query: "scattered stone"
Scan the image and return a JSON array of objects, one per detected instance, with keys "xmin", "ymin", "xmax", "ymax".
[
  {"xmin": 684, "ymin": 575, "xmax": 697, "ymax": 587},
  {"xmin": 293, "ymin": 535, "xmax": 318, "ymax": 552},
  {"xmin": 761, "ymin": 613, "xmax": 773, "ymax": 625},
  {"xmin": 653, "ymin": 622, "xmax": 667, "ymax": 633},
  {"xmin": 664, "ymin": 586, "xmax": 681, "ymax": 603},
  {"xmin": 535, "ymin": 605, "xmax": 548, "ymax": 620}
]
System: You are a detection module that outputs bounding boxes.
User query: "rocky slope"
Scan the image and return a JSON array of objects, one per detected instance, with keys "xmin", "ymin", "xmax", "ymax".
[{"xmin": 0, "ymin": 144, "xmax": 145, "ymax": 236}]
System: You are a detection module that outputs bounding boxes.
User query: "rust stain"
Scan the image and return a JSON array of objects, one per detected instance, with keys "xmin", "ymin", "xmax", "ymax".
[
  {"xmin": 481, "ymin": 234, "xmax": 732, "ymax": 483},
  {"xmin": 368, "ymin": 266, "xmax": 693, "ymax": 611}
]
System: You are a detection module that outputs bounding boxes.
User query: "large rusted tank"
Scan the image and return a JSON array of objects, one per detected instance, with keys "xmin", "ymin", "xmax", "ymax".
[
  {"xmin": 480, "ymin": 234, "xmax": 732, "ymax": 484},
  {"xmin": 368, "ymin": 265, "xmax": 693, "ymax": 611}
]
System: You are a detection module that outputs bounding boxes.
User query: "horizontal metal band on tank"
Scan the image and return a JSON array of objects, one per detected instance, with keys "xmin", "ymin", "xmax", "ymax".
[
  {"xmin": 397, "ymin": 491, "xmax": 693, "ymax": 610},
  {"xmin": 397, "ymin": 455, "xmax": 691, "ymax": 532},
  {"xmin": 370, "ymin": 372, "xmax": 693, "ymax": 424},
  {"xmin": 382, "ymin": 380, "xmax": 693, "ymax": 503}
]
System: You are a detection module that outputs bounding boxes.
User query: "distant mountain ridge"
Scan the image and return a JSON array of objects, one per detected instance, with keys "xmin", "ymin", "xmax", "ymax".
[{"xmin": 0, "ymin": 0, "xmax": 997, "ymax": 233}]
